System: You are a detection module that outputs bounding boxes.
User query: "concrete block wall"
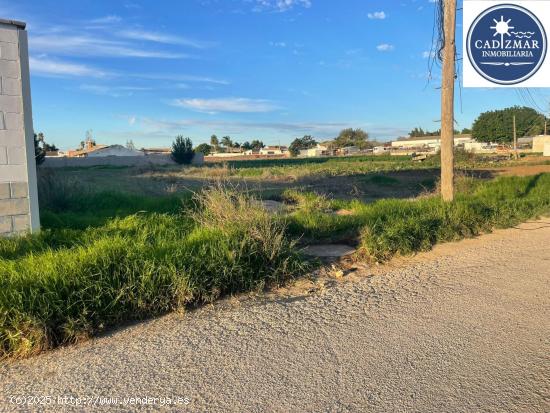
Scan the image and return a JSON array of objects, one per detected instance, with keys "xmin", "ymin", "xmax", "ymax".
[{"xmin": 0, "ymin": 19, "xmax": 39, "ymax": 236}]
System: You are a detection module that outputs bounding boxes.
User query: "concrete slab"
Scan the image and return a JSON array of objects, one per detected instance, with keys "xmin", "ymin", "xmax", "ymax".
[{"xmin": 302, "ymin": 244, "xmax": 356, "ymax": 258}]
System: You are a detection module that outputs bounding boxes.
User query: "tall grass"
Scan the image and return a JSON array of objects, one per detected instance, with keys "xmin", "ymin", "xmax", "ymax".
[
  {"xmin": 285, "ymin": 174, "xmax": 550, "ymax": 260},
  {"xmin": 1, "ymin": 174, "xmax": 549, "ymax": 358},
  {"xmin": 0, "ymin": 185, "xmax": 306, "ymax": 359}
]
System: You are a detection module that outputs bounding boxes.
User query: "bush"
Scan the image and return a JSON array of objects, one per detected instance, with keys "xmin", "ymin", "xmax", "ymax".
[{"xmin": 171, "ymin": 136, "xmax": 195, "ymax": 165}]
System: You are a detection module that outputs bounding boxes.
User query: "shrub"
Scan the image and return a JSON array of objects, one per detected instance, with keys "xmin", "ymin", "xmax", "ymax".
[{"xmin": 171, "ymin": 136, "xmax": 195, "ymax": 165}]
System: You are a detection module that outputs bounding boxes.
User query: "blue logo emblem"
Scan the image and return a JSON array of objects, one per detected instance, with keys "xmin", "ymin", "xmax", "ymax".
[{"xmin": 467, "ymin": 4, "xmax": 547, "ymax": 85}]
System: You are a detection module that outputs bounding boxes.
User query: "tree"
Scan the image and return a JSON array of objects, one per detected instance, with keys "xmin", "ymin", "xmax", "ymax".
[
  {"xmin": 241, "ymin": 141, "xmax": 252, "ymax": 150},
  {"xmin": 289, "ymin": 135, "xmax": 317, "ymax": 157},
  {"xmin": 195, "ymin": 143, "xmax": 212, "ymax": 156},
  {"xmin": 461, "ymin": 127, "xmax": 472, "ymax": 135},
  {"xmin": 210, "ymin": 134, "xmax": 219, "ymax": 148},
  {"xmin": 250, "ymin": 140, "xmax": 264, "ymax": 150},
  {"xmin": 409, "ymin": 127, "xmax": 426, "ymax": 137},
  {"xmin": 221, "ymin": 136, "xmax": 233, "ymax": 148},
  {"xmin": 333, "ymin": 128, "xmax": 369, "ymax": 149},
  {"xmin": 472, "ymin": 106, "xmax": 547, "ymax": 144},
  {"xmin": 171, "ymin": 136, "xmax": 195, "ymax": 164},
  {"xmin": 34, "ymin": 133, "xmax": 45, "ymax": 165}
]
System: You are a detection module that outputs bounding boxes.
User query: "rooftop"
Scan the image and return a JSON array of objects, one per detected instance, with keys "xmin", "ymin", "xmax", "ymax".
[{"xmin": 0, "ymin": 18, "xmax": 26, "ymax": 29}]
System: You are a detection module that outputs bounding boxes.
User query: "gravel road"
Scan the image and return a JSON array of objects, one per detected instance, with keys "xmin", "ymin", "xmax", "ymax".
[{"xmin": 1, "ymin": 221, "xmax": 549, "ymax": 412}]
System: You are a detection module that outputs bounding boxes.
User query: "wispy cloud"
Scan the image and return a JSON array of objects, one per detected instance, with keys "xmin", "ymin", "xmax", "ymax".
[
  {"xmin": 89, "ymin": 15, "xmax": 122, "ymax": 24},
  {"xmin": 367, "ymin": 11, "xmax": 386, "ymax": 20},
  {"xmin": 376, "ymin": 43, "xmax": 394, "ymax": 52},
  {"xmin": 132, "ymin": 73, "xmax": 229, "ymax": 85},
  {"xmin": 29, "ymin": 34, "xmax": 188, "ymax": 59},
  {"xmin": 116, "ymin": 29, "xmax": 215, "ymax": 49},
  {"xmin": 172, "ymin": 97, "xmax": 278, "ymax": 113},
  {"xmin": 79, "ymin": 84, "xmax": 151, "ymax": 97},
  {"xmin": 252, "ymin": 0, "xmax": 312, "ymax": 12},
  {"xmin": 29, "ymin": 57, "xmax": 110, "ymax": 78}
]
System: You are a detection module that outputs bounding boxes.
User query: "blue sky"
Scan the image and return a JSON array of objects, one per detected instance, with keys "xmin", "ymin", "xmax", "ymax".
[{"xmin": 2, "ymin": 0, "xmax": 549, "ymax": 150}]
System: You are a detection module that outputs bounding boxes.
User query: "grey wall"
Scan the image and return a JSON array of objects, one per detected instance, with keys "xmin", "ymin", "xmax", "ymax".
[
  {"xmin": 0, "ymin": 19, "xmax": 39, "ymax": 236},
  {"xmin": 41, "ymin": 153, "xmax": 205, "ymax": 168}
]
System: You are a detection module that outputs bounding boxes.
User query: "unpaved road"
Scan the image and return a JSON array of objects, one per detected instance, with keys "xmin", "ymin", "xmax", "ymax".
[{"xmin": 2, "ymin": 222, "xmax": 550, "ymax": 412}]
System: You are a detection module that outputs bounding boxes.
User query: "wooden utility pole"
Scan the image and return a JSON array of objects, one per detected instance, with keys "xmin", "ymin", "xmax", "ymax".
[
  {"xmin": 440, "ymin": 0, "xmax": 457, "ymax": 202},
  {"xmin": 513, "ymin": 115, "xmax": 518, "ymax": 160}
]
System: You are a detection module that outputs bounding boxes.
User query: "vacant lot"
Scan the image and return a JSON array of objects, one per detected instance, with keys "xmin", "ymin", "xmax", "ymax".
[{"xmin": 1, "ymin": 153, "xmax": 550, "ymax": 358}]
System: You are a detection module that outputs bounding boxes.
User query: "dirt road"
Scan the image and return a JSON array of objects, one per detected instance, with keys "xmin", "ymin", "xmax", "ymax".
[{"xmin": 1, "ymin": 221, "xmax": 549, "ymax": 412}]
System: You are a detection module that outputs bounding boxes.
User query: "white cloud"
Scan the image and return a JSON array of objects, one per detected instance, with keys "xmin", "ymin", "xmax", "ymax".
[
  {"xmin": 29, "ymin": 34, "xmax": 188, "ymax": 59},
  {"xmin": 89, "ymin": 15, "xmax": 122, "ymax": 24},
  {"xmin": 116, "ymin": 29, "xmax": 215, "ymax": 49},
  {"xmin": 376, "ymin": 43, "xmax": 394, "ymax": 52},
  {"xmin": 79, "ymin": 84, "xmax": 151, "ymax": 97},
  {"xmin": 29, "ymin": 57, "xmax": 109, "ymax": 78},
  {"xmin": 269, "ymin": 41, "xmax": 287, "ymax": 47},
  {"xmin": 367, "ymin": 11, "xmax": 386, "ymax": 20},
  {"xmin": 172, "ymin": 97, "xmax": 278, "ymax": 113},
  {"xmin": 253, "ymin": 0, "xmax": 312, "ymax": 12}
]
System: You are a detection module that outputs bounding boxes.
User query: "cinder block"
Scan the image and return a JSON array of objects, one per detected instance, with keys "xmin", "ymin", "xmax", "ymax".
[
  {"xmin": 7, "ymin": 146, "xmax": 25, "ymax": 164},
  {"xmin": 0, "ymin": 182, "xmax": 9, "ymax": 199},
  {"xmin": 10, "ymin": 182, "xmax": 27, "ymax": 198},
  {"xmin": 0, "ymin": 41, "xmax": 18, "ymax": 60},
  {"xmin": 12, "ymin": 214, "xmax": 29, "ymax": 232},
  {"xmin": 0, "ymin": 129, "xmax": 24, "ymax": 146},
  {"xmin": 0, "ymin": 95, "xmax": 22, "ymax": 113},
  {"xmin": 0, "ymin": 60, "xmax": 19, "ymax": 78},
  {"xmin": 0, "ymin": 216, "xmax": 12, "ymax": 233},
  {"xmin": 0, "ymin": 198, "xmax": 29, "ymax": 215},
  {"xmin": 0, "ymin": 146, "xmax": 6, "ymax": 164},
  {"xmin": 4, "ymin": 112, "xmax": 22, "ymax": 130},
  {"xmin": 0, "ymin": 27, "xmax": 19, "ymax": 44},
  {"xmin": 0, "ymin": 164, "xmax": 26, "ymax": 182},
  {"xmin": 1, "ymin": 77, "xmax": 21, "ymax": 95}
]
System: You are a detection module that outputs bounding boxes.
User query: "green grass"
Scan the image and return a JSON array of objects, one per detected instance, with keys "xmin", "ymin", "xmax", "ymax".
[
  {"xmin": 285, "ymin": 174, "xmax": 550, "ymax": 260},
  {"xmin": 0, "ymin": 185, "xmax": 308, "ymax": 359},
  {"xmin": 1, "ymin": 173, "xmax": 549, "ymax": 359}
]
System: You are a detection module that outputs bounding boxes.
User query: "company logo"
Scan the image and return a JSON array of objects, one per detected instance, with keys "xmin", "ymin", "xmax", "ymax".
[{"xmin": 467, "ymin": 4, "xmax": 547, "ymax": 85}]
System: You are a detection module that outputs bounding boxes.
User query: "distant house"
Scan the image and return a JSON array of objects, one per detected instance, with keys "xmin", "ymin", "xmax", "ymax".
[
  {"xmin": 337, "ymin": 146, "xmax": 360, "ymax": 156},
  {"xmin": 244, "ymin": 149, "xmax": 261, "ymax": 156},
  {"xmin": 391, "ymin": 134, "xmax": 473, "ymax": 151},
  {"xmin": 373, "ymin": 146, "xmax": 391, "ymax": 155},
  {"xmin": 533, "ymin": 135, "xmax": 550, "ymax": 153},
  {"xmin": 299, "ymin": 144, "xmax": 329, "ymax": 158},
  {"xmin": 259, "ymin": 146, "xmax": 288, "ymax": 156},
  {"xmin": 87, "ymin": 145, "xmax": 144, "ymax": 157}
]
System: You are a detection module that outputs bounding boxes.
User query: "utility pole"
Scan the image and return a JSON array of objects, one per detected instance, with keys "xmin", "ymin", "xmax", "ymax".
[
  {"xmin": 440, "ymin": 0, "xmax": 457, "ymax": 202},
  {"xmin": 513, "ymin": 115, "xmax": 518, "ymax": 160}
]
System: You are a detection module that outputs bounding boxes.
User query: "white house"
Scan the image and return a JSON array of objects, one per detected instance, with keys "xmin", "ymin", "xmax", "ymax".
[
  {"xmin": 87, "ymin": 144, "xmax": 145, "ymax": 157},
  {"xmin": 533, "ymin": 135, "xmax": 550, "ymax": 153},
  {"xmin": 299, "ymin": 144, "xmax": 329, "ymax": 158},
  {"xmin": 391, "ymin": 134, "xmax": 473, "ymax": 151},
  {"xmin": 259, "ymin": 146, "xmax": 288, "ymax": 156},
  {"xmin": 373, "ymin": 146, "xmax": 391, "ymax": 155}
]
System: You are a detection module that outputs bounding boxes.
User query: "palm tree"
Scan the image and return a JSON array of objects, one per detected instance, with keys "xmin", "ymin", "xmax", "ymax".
[
  {"xmin": 210, "ymin": 134, "xmax": 219, "ymax": 148},
  {"xmin": 221, "ymin": 136, "xmax": 233, "ymax": 148}
]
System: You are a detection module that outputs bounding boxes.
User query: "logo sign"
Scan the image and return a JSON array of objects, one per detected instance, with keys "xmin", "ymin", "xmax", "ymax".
[{"xmin": 464, "ymin": 1, "xmax": 550, "ymax": 87}]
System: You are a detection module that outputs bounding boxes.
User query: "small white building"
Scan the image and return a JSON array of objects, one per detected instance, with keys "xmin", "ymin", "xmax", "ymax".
[
  {"xmin": 392, "ymin": 134, "xmax": 473, "ymax": 151},
  {"xmin": 259, "ymin": 146, "xmax": 288, "ymax": 156},
  {"xmin": 373, "ymin": 146, "xmax": 391, "ymax": 155},
  {"xmin": 533, "ymin": 135, "xmax": 550, "ymax": 153},
  {"xmin": 87, "ymin": 144, "xmax": 145, "ymax": 157},
  {"xmin": 299, "ymin": 144, "xmax": 329, "ymax": 158}
]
